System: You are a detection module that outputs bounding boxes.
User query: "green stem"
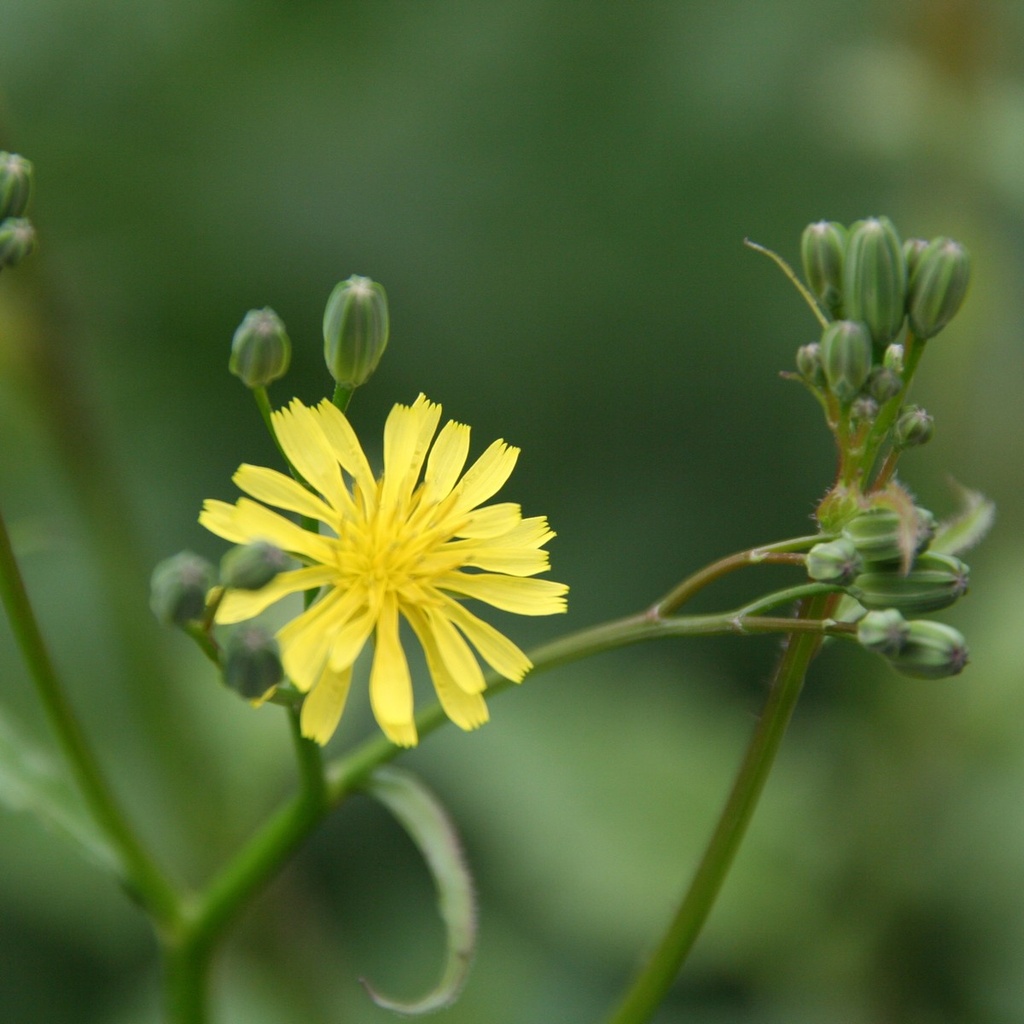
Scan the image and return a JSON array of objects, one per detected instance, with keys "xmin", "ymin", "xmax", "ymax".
[
  {"xmin": 655, "ymin": 536, "xmax": 824, "ymax": 617},
  {"xmin": 174, "ymin": 602, "xmax": 848, "ymax": 968},
  {"xmin": 0, "ymin": 508, "xmax": 181, "ymax": 930},
  {"xmin": 601, "ymin": 591, "xmax": 837, "ymax": 1024}
]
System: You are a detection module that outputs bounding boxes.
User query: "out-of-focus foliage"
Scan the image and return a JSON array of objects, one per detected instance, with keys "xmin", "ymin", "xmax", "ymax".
[{"xmin": 1, "ymin": 1, "xmax": 1023, "ymax": 1021}]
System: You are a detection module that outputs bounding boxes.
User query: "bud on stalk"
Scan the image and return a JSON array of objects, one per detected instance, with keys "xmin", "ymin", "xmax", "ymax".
[
  {"xmin": 843, "ymin": 217, "xmax": 907, "ymax": 348},
  {"xmin": 849, "ymin": 552, "xmax": 969, "ymax": 614},
  {"xmin": 801, "ymin": 220, "xmax": 846, "ymax": 317},
  {"xmin": 229, "ymin": 308, "xmax": 292, "ymax": 388},
  {"xmin": 820, "ymin": 319, "xmax": 872, "ymax": 405},
  {"xmin": 323, "ymin": 275, "xmax": 390, "ymax": 389},
  {"xmin": 906, "ymin": 237, "xmax": 971, "ymax": 340},
  {"xmin": 885, "ymin": 620, "xmax": 969, "ymax": 679}
]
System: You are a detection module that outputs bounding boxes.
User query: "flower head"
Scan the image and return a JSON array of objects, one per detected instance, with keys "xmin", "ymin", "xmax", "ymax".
[{"xmin": 200, "ymin": 395, "xmax": 568, "ymax": 746}]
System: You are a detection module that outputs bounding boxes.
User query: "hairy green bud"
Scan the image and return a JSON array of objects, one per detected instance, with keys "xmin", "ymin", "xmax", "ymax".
[
  {"xmin": 843, "ymin": 217, "xmax": 907, "ymax": 348},
  {"xmin": 849, "ymin": 552, "xmax": 969, "ymax": 615},
  {"xmin": 801, "ymin": 220, "xmax": 846, "ymax": 317},
  {"xmin": 0, "ymin": 153, "xmax": 33, "ymax": 220},
  {"xmin": 882, "ymin": 342, "xmax": 904, "ymax": 375},
  {"xmin": 893, "ymin": 405, "xmax": 934, "ymax": 449},
  {"xmin": 0, "ymin": 217, "xmax": 36, "ymax": 267},
  {"xmin": 885, "ymin": 620, "xmax": 969, "ymax": 679},
  {"xmin": 867, "ymin": 366, "xmax": 902, "ymax": 404},
  {"xmin": 796, "ymin": 342, "xmax": 824, "ymax": 385},
  {"xmin": 223, "ymin": 625, "xmax": 284, "ymax": 700},
  {"xmin": 820, "ymin": 320, "xmax": 872, "ymax": 404},
  {"xmin": 906, "ymin": 237, "xmax": 970, "ymax": 340},
  {"xmin": 842, "ymin": 507, "xmax": 934, "ymax": 563},
  {"xmin": 150, "ymin": 551, "xmax": 215, "ymax": 627},
  {"xmin": 806, "ymin": 537, "xmax": 862, "ymax": 584},
  {"xmin": 220, "ymin": 541, "xmax": 290, "ymax": 591},
  {"xmin": 857, "ymin": 608, "xmax": 910, "ymax": 656},
  {"xmin": 323, "ymin": 275, "xmax": 390, "ymax": 389},
  {"xmin": 229, "ymin": 307, "xmax": 292, "ymax": 388}
]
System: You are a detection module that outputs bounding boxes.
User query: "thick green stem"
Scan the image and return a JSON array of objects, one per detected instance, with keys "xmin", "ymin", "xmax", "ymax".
[
  {"xmin": 601, "ymin": 591, "xmax": 837, "ymax": 1024},
  {"xmin": 0, "ymin": 509, "xmax": 181, "ymax": 930}
]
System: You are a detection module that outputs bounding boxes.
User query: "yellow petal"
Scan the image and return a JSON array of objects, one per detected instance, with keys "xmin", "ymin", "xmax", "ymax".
[
  {"xmin": 327, "ymin": 601, "xmax": 378, "ymax": 672},
  {"xmin": 205, "ymin": 498, "xmax": 339, "ymax": 565},
  {"xmin": 454, "ymin": 502, "xmax": 521, "ymax": 539},
  {"xmin": 381, "ymin": 396, "xmax": 441, "ymax": 512},
  {"xmin": 440, "ymin": 598, "xmax": 532, "ymax": 681},
  {"xmin": 423, "ymin": 419, "xmax": 470, "ymax": 501},
  {"xmin": 233, "ymin": 464, "xmax": 337, "ymax": 524},
  {"xmin": 405, "ymin": 606, "xmax": 489, "ymax": 730},
  {"xmin": 198, "ymin": 499, "xmax": 251, "ymax": 544},
  {"xmin": 449, "ymin": 439, "xmax": 519, "ymax": 514},
  {"xmin": 369, "ymin": 596, "xmax": 417, "ymax": 746},
  {"xmin": 278, "ymin": 588, "xmax": 352, "ymax": 691},
  {"xmin": 271, "ymin": 400, "xmax": 352, "ymax": 513},
  {"xmin": 439, "ymin": 572, "xmax": 568, "ymax": 615},
  {"xmin": 450, "ymin": 541, "xmax": 550, "ymax": 577},
  {"xmin": 215, "ymin": 566, "xmax": 335, "ymax": 624},
  {"xmin": 495, "ymin": 515, "xmax": 556, "ymax": 549},
  {"xmin": 419, "ymin": 606, "xmax": 486, "ymax": 694},
  {"xmin": 312, "ymin": 400, "xmax": 376, "ymax": 497},
  {"xmin": 299, "ymin": 664, "xmax": 353, "ymax": 745}
]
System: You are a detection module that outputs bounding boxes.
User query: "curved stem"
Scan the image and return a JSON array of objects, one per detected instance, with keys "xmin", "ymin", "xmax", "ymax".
[
  {"xmin": 176, "ymin": 601, "xmax": 849, "ymax": 970},
  {"xmin": 0, "ymin": 509, "xmax": 181, "ymax": 930},
  {"xmin": 601, "ymin": 591, "xmax": 838, "ymax": 1024},
  {"xmin": 654, "ymin": 536, "xmax": 824, "ymax": 617}
]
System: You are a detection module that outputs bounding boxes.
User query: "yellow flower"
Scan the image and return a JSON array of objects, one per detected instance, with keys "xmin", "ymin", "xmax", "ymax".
[{"xmin": 200, "ymin": 395, "xmax": 568, "ymax": 747}]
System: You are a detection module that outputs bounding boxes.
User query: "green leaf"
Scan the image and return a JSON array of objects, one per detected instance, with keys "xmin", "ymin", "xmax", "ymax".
[
  {"xmin": 930, "ymin": 481, "xmax": 996, "ymax": 557},
  {"xmin": 358, "ymin": 765, "xmax": 476, "ymax": 1015},
  {"xmin": 0, "ymin": 707, "xmax": 119, "ymax": 872}
]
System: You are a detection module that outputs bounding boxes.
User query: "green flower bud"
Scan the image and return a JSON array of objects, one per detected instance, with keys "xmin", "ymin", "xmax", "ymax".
[
  {"xmin": 867, "ymin": 366, "xmax": 902, "ymax": 404},
  {"xmin": 902, "ymin": 238, "xmax": 928, "ymax": 280},
  {"xmin": 323, "ymin": 275, "xmax": 389, "ymax": 389},
  {"xmin": 220, "ymin": 541, "xmax": 290, "ymax": 591},
  {"xmin": 806, "ymin": 537, "xmax": 862, "ymax": 584},
  {"xmin": 0, "ymin": 153, "xmax": 33, "ymax": 220},
  {"xmin": 843, "ymin": 216, "xmax": 907, "ymax": 348},
  {"xmin": 229, "ymin": 307, "xmax": 291, "ymax": 388},
  {"xmin": 820, "ymin": 320, "xmax": 872, "ymax": 404},
  {"xmin": 0, "ymin": 217, "xmax": 36, "ymax": 267},
  {"xmin": 882, "ymin": 342, "xmax": 904, "ymax": 375},
  {"xmin": 851, "ymin": 395, "xmax": 878, "ymax": 422},
  {"xmin": 796, "ymin": 342, "xmax": 824, "ymax": 385},
  {"xmin": 906, "ymin": 237, "xmax": 970, "ymax": 339},
  {"xmin": 885, "ymin": 620, "xmax": 968, "ymax": 679},
  {"xmin": 801, "ymin": 220, "xmax": 846, "ymax": 316},
  {"xmin": 150, "ymin": 551, "xmax": 215, "ymax": 626},
  {"xmin": 857, "ymin": 608, "xmax": 910, "ymax": 656},
  {"xmin": 849, "ymin": 552, "xmax": 969, "ymax": 615},
  {"xmin": 842, "ymin": 507, "xmax": 934, "ymax": 563},
  {"xmin": 893, "ymin": 405, "xmax": 934, "ymax": 449},
  {"xmin": 223, "ymin": 625, "xmax": 284, "ymax": 701}
]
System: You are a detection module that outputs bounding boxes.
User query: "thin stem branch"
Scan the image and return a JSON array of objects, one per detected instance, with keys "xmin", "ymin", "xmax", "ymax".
[
  {"xmin": 601, "ymin": 591, "xmax": 838, "ymax": 1024},
  {"xmin": 654, "ymin": 535, "xmax": 823, "ymax": 617},
  {"xmin": 0, "ymin": 508, "xmax": 181, "ymax": 930}
]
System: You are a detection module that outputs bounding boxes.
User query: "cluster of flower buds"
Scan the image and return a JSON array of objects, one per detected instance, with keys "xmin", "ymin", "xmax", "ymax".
[
  {"xmin": 805, "ymin": 507, "xmax": 970, "ymax": 679},
  {"xmin": 150, "ymin": 543, "xmax": 291, "ymax": 700},
  {"xmin": 228, "ymin": 273, "xmax": 390, "ymax": 395},
  {"xmin": 0, "ymin": 152, "xmax": 36, "ymax": 270},
  {"xmin": 795, "ymin": 217, "xmax": 970, "ymax": 431}
]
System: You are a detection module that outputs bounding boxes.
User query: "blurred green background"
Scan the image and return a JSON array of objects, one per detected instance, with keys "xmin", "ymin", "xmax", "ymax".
[{"xmin": 2, "ymin": 1, "xmax": 1023, "ymax": 1021}]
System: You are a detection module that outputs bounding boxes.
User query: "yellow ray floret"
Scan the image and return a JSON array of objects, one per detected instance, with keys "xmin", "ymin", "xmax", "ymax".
[{"xmin": 199, "ymin": 394, "xmax": 568, "ymax": 747}]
